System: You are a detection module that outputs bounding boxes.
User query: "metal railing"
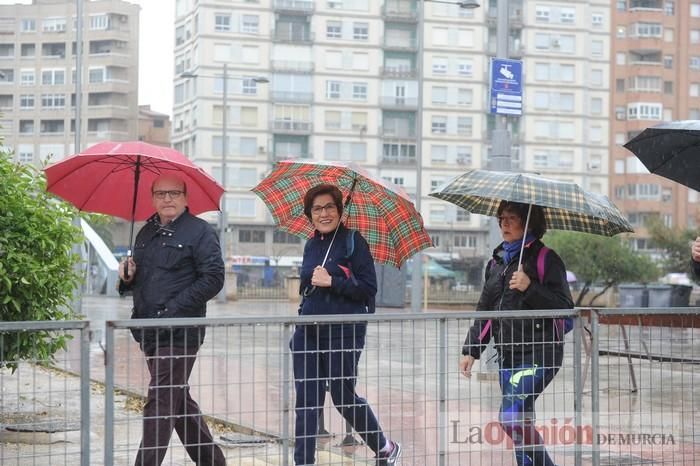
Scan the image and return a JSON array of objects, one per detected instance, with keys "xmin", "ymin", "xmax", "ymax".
[{"xmin": 5, "ymin": 308, "xmax": 700, "ymax": 465}]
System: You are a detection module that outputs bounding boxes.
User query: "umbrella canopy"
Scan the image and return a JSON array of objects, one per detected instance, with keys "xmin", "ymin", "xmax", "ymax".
[
  {"xmin": 251, "ymin": 160, "xmax": 432, "ymax": 268},
  {"xmin": 45, "ymin": 141, "xmax": 223, "ymax": 221},
  {"xmin": 429, "ymin": 169, "xmax": 633, "ymax": 237},
  {"xmin": 623, "ymin": 120, "xmax": 700, "ymax": 191}
]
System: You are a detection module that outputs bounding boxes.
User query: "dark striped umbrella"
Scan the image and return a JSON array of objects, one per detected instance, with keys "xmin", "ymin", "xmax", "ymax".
[
  {"xmin": 429, "ymin": 169, "xmax": 633, "ymax": 237},
  {"xmin": 252, "ymin": 160, "xmax": 432, "ymax": 268}
]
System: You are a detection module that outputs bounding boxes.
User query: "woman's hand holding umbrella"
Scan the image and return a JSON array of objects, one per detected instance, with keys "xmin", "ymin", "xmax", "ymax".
[
  {"xmin": 311, "ymin": 266, "xmax": 332, "ymax": 287},
  {"xmin": 509, "ymin": 265, "xmax": 531, "ymax": 292}
]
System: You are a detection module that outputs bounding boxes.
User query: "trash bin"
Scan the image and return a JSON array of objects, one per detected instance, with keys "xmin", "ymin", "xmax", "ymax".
[
  {"xmin": 670, "ymin": 284, "xmax": 692, "ymax": 307},
  {"xmin": 647, "ymin": 284, "xmax": 672, "ymax": 307},
  {"xmin": 618, "ymin": 284, "xmax": 648, "ymax": 307}
]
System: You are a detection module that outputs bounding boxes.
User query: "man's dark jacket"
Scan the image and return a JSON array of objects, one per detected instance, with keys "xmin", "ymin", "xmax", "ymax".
[
  {"xmin": 299, "ymin": 224, "xmax": 377, "ymax": 338},
  {"xmin": 119, "ymin": 209, "xmax": 224, "ymax": 354},
  {"xmin": 462, "ymin": 239, "xmax": 573, "ymax": 368}
]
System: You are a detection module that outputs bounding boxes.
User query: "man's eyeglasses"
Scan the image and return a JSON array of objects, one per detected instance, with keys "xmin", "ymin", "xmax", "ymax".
[
  {"xmin": 153, "ymin": 190, "xmax": 185, "ymax": 200},
  {"xmin": 311, "ymin": 203, "xmax": 338, "ymax": 216},
  {"xmin": 497, "ymin": 214, "xmax": 520, "ymax": 225}
]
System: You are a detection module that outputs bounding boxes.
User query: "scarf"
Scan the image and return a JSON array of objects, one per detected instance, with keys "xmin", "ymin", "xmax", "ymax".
[{"xmin": 502, "ymin": 232, "xmax": 536, "ymax": 264}]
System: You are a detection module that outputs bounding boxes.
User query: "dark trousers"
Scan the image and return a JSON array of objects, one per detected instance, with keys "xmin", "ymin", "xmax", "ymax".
[
  {"xmin": 290, "ymin": 327, "xmax": 386, "ymax": 465},
  {"xmin": 135, "ymin": 346, "xmax": 226, "ymax": 466},
  {"xmin": 498, "ymin": 364, "xmax": 559, "ymax": 466}
]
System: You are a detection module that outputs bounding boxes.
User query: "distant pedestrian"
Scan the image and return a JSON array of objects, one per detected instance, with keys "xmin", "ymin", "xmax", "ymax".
[
  {"xmin": 459, "ymin": 200, "xmax": 573, "ymax": 466},
  {"xmin": 290, "ymin": 184, "xmax": 401, "ymax": 466},
  {"xmin": 691, "ymin": 237, "xmax": 700, "ymax": 277},
  {"xmin": 118, "ymin": 174, "xmax": 226, "ymax": 466}
]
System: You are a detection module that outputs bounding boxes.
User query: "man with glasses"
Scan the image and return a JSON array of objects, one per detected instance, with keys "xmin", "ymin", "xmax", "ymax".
[{"xmin": 118, "ymin": 174, "xmax": 226, "ymax": 466}]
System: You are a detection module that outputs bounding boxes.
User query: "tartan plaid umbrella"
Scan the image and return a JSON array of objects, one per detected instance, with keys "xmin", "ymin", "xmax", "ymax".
[
  {"xmin": 252, "ymin": 160, "xmax": 432, "ymax": 268},
  {"xmin": 429, "ymin": 169, "xmax": 633, "ymax": 237}
]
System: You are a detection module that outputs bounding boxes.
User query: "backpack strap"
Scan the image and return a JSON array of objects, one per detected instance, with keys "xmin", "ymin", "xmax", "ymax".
[{"xmin": 537, "ymin": 246, "xmax": 550, "ymax": 284}]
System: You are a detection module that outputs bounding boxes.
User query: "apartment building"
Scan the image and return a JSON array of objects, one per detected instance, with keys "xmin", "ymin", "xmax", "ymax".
[
  {"xmin": 138, "ymin": 104, "xmax": 171, "ymax": 147},
  {"xmin": 0, "ymin": 0, "xmax": 139, "ymax": 164},
  {"xmin": 172, "ymin": 0, "xmax": 610, "ymax": 271},
  {"xmin": 611, "ymin": 0, "xmax": 700, "ymax": 252}
]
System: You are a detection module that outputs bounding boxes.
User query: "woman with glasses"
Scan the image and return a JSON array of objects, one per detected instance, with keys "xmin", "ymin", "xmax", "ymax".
[
  {"xmin": 290, "ymin": 184, "xmax": 401, "ymax": 466},
  {"xmin": 459, "ymin": 200, "xmax": 573, "ymax": 466}
]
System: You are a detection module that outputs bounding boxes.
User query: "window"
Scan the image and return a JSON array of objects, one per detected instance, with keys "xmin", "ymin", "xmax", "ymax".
[
  {"xmin": 591, "ymin": 69, "xmax": 603, "ymax": 86},
  {"xmin": 431, "ymin": 145, "xmax": 447, "ymax": 162},
  {"xmin": 242, "ymin": 78, "xmax": 258, "ymax": 95},
  {"xmin": 665, "ymin": 1, "xmax": 675, "ymax": 14},
  {"xmin": 241, "ymin": 45, "xmax": 259, "ymax": 64},
  {"xmin": 326, "ymin": 50, "xmax": 342, "ymax": 69},
  {"xmin": 617, "ymin": 26, "xmax": 626, "ymax": 38},
  {"xmin": 432, "ymin": 86, "xmax": 447, "ymax": 104},
  {"xmin": 41, "ymin": 94, "xmax": 66, "ymax": 108},
  {"xmin": 40, "ymin": 119, "xmax": 64, "ymax": 133},
  {"xmin": 352, "ymin": 52, "xmax": 368, "ymax": 70},
  {"xmin": 664, "ymin": 81, "xmax": 673, "ymax": 94},
  {"xmin": 240, "ymin": 106, "xmax": 257, "ymax": 126},
  {"xmin": 241, "ymin": 15, "xmax": 259, "ymax": 34},
  {"xmin": 692, "ymin": 30, "xmax": 700, "ymax": 44},
  {"xmin": 353, "ymin": 22, "xmax": 368, "ymax": 40},
  {"xmin": 457, "ymin": 146, "xmax": 472, "ymax": 165},
  {"xmin": 433, "ymin": 27, "xmax": 449, "ymax": 45},
  {"xmin": 560, "ymin": 7, "xmax": 575, "ymax": 23},
  {"xmin": 535, "ymin": 5, "xmax": 550, "ymax": 22},
  {"xmin": 432, "ymin": 57, "xmax": 448, "ymax": 74},
  {"xmin": 42, "ymin": 18, "xmax": 66, "ymax": 32},
  {"xmin": 457, "ymin": 60, "xmax": 473, "ymax": 76},
  {"xmin": 691, "ymin": 83, "xmax": 700, "ymax": 97},
  {"xmin": 457, "ymin": 29, "xmax": 473, "ymax": 47},
  {"xmin": 591, "ymin": 40, "xmax": 603, "ymax": 56},
  {"xmin": 19, "ymin": 120, "xmax": 34, "ymax": 134},
  {"xmin": 431, "ymin": 116, "xmax": 447, "ymax": 133},
  {"xmin": 664, "ymin": 55, "xmax": 673, "ymax": 68},
  {"xmin": 326, "ymin": 80, "xmax": 340, "ymax": 99},
  {"xmin": 352, "ymin": 82, "xmax": 367, "ymax": 100},
  {"xmin": 456, "ymin": 210, "xmax": 471, "ymax": 222},
  {"xmin": 633, "ymin": 22, "xmax": 662, "ymax": 37},
  {"xmin": 325, "ymin": 111, "xmax": 341, "ymax": 129},
  {"xmin": 90, "ymin": 14, "xmax": 109, "ymax": 30},
  {"xmin": 616, "ymin": 52, "xmax": 626, "ymax": 65},
  {"xmin": 215, "ymin": 14, "xmax": 231, "ymax": 32},
  {"xmin": 592, "ymin": 13, "xmax": 603, "ymax": 26},
  {"xmin": 230, "ymin": 199, "xmax": 256, "ymax": 217},
  {"xmin": 273, "ymin": 231, "xmax": 301, "ymax": 244},
  {"xmin": 42, "ymin": 69, "xmax": 65, "ymax": 85},
  {"xmin": 627, "ymin": 102, "xmax": 663, "ymax": 120},
  {"xmin": 591, "ymin": 97, "xmax": 603, "ymax": 114},
  {"xmin": 21, "ymin": 19, "xmax": 36, "ymax": 32},
  {"xmin": 239, "ymin": 229, "xmax": 265, "ymax": 243},
  {"xmin": 20, "ymin": 94, "xmax": 34, "ymax": 109},
  {"xmin": 20, "ymin": 70, "xmax": 34, "ymax": 86},
  {"xmin": 691, "ymin": 56, "xmax": 700, "ymax": 70},
  {"xmin": 457, "ymin": 88, "xmax": 473, "ymax": 106},
  {"xmin": 17, "ymin": 145, "xmax": 33, "ymax": 163},
  {"xmin": 617, "ymin": 0, "xmax": 626, "ymax": 10},
  {"xmin": 616, "ymin": 79, "xmax": 625, "ymax": 92},
  {"xmin": 20, "ymin": 44, "xmax": 34, "ymax": 57},
  {"xmin": 692, "ymin": 3, "xmax": 700, "ymax": 16},
  {"xmin": 327, "ymin": 21, "xmax": 342, "ymax": 39},
  {"xmin": 457, "ymin": 117, "xmax": 472, "ymax": 136},
  {"xmin": 88, "ymin": 67, "xmax": 104, "ymax": 83}
]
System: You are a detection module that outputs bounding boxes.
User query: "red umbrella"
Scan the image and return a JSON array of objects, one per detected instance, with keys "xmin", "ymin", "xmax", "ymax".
[{"xmin": 45, "ymin": 141, "xmax": 223, "ymax": 259}]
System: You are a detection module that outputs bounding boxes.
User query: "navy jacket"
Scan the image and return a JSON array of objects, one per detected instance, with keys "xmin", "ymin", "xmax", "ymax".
[
  {"xmin": 299, "ymin": 224, "xmax": 377, "ymax": 337},
  {"xmin": 462, "ymin": 239, "xmax": 573, "ymax": 368},
  {"xmin": 119, "ymin": 209, "xmax": 224, "ymax": 354}
]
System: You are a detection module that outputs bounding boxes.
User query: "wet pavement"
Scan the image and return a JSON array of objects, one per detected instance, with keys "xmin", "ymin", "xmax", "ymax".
[{"xmin": 2, "ymin": 296, "xmax": 700, "ymax": 465}]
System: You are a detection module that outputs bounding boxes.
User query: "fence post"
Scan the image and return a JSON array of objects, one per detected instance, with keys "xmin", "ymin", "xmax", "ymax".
[
  {"xmin": 573, "ymin": 311, "xmax": 582, "ymax": 466},
  {"xmin": 104, "ymin": 322, "xmax": 114, "ymax": 466},
  {"xmin": 282, "ymin": 322, "xmax": 292, "ymax": 466},
  {"xmin": 438, "ymin": 318, "xmax": 447, "ymax": 466},
  {"xmin": 80, "ymin": 323, "xmax": 90, "ymax": 466},
  {"xmin": 590, "ymin": 311, "xmax": 600, "ymax": 466}
]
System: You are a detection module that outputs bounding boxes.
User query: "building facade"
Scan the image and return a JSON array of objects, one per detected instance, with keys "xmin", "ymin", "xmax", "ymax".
[
  {"xmin": 138, "ymin": 104, "xmax": 171, "ymax": 147},
  {"xmin": 0, "ymin": 0, "xmax": 139, "ymax": 164},
  {"xmin": 171, "ymin": 0, "xmax": 611, "ymax": 267},
  {"xmin": 611, "ymin": 0, "xmax": 700, "ymax": 253}
]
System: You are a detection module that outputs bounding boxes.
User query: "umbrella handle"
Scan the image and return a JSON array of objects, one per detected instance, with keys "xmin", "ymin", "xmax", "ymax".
[{"xmin": 124, "ymin": 251, "xmax": 132, "ymax": 281}]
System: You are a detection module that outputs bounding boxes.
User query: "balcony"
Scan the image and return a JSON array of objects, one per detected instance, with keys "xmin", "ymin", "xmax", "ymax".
[
  {"xmin": 382, "ymin": 1, "xmax": 418, "ymax": 22},
  {"xmin": 271, "ymin": 90, "xmax": 313, "ymax": 103},
  {"xmin": 273, "ymin": 152, "xmax": 312, "ymax": 161},
  {"xmin": 273, "ymin": 0, "xmax": 314, "ymax": 14},
  {"xmin": 271, "ymin": 119, "xmax": 312, "ymax": 134},
  {"xmin": 380, "ymin": 126, "xmax": 417, "ymax": 140},
  {"xmin": 382, "ymin": 36, "xmax": 418, "ymax": 51},
  {"xmin": 271, "ymin": 60, "xmax": 314, "ymax": 73},
  {"xmin": 381, "ymin": 155, "xmax": 416, "ymax": 166},
  {"xmin": 272, "ymin": 28, "xmax": 314, "ymax": 44},
  {"xmin": 380, "ymin": 65, "xmax": 418, "ymax": 79},
  {"xmin": 629, "ymin": 0, "xmax": 662, "ymax": 11},
  {"xmin": 380, "ymin": 96, "xmax": 418, "ymax": 109}
]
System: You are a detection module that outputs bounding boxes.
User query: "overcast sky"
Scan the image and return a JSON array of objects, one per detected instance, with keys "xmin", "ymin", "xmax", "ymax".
[{"xmin": 8, "ymin": 0, "xmax": 175, "ymax": 116}]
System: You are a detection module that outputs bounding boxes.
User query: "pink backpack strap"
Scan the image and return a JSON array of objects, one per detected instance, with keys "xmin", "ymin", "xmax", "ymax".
[{"xmin": 537, "ymin": 246, "xmax": 550, "ymax": 283}]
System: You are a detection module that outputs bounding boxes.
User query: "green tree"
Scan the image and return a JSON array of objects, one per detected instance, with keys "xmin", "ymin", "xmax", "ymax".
[
  {"xmin": 545, "ymin": 231, "xmax": 659, "ymax": 306},
  {"xmin": 0, "ymin": 152, "xmax": 82, "ymax": 371},
  {"xmin": 646, "ymin": 216, "xmax": 698, "ymax": 282}
]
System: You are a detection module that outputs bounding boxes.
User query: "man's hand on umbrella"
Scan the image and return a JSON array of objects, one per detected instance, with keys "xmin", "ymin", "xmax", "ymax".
[
  {"xmin": 509, "ymin": 264, "xmax": 531, "ymax": 292},
  {"xmin": 311, "ymin": 266, "xmax": 332, "ymax": 287},
  {"xmin": 119, "ymin": 257, "xmax": 137, "ymax": 283},
  {"xmin": 692, "ymin": 237, "xmax": 700, "ymax": 262}
]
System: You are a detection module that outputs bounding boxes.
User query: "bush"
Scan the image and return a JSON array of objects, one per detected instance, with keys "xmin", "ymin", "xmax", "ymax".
[{"xmin": 0, "ymin": 152, "xmax": 82, "ymax": 371}]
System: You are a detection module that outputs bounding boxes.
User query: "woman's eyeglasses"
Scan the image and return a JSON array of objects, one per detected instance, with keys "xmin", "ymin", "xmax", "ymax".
[
  {"xmin": 497, "ymin": 214, "xmax": 520, "ymax": 225},
  {"xmin": 311, "ymin": 203, "xmax": 337, "ymax": 216}
]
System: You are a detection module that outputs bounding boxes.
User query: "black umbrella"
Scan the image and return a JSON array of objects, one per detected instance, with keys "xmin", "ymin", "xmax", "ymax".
[{"xmin": 624, "ymin": 120, "xmax": 700, "ymax": 191}]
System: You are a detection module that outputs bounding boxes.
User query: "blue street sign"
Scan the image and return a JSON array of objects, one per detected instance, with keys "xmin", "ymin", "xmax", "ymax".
[{"xmin": 490, "ymin": 58, "xmax": 523, "ymax": 116}]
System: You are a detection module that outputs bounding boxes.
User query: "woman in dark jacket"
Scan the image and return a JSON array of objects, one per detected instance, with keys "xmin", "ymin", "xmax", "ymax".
[
  {"xmin": 290, "ymin": 184, "xmax": 401, "ymax": 466},
  {"xmin": 459, "ymin": 200, "xmax": 573, "ymax": 466}
]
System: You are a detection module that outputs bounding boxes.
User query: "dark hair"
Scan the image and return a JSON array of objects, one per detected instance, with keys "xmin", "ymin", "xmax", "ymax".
[
  {"xmin": 496, "ymin": 200, "xmax": 547, "ymax": 239},
  {"xmin": 303, "ymin": 184, "xmax": 344, "ymax": 220}
]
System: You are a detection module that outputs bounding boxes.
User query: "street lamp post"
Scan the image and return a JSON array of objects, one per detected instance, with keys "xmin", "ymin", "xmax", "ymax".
[
  {"xmin": 179, "ymin": 68, "xmax": 268, "ymax": 303},
  {"xmin": 411, "ymin": 0, "xmax": 480, "ymax": 313}
]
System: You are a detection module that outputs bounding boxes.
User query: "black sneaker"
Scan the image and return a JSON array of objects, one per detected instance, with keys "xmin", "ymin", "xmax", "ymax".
[{"xmin": 376, "ymin": 440, "xmax": 401, "ymax": 466}]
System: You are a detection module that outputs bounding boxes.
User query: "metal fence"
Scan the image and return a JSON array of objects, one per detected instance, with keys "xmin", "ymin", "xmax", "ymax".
[{"xmin": 2, "ymin": 309, "xmax": 700, "ymax": 465}]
